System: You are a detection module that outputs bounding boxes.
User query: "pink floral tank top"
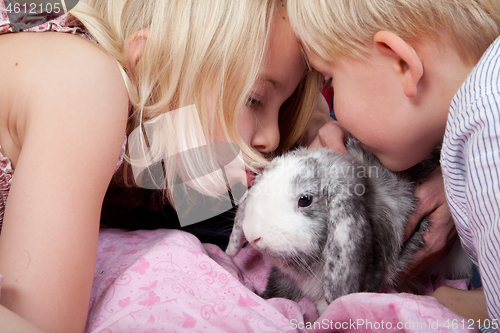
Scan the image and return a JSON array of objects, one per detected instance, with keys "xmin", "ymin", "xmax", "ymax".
[
  {"xmin": 0, "ymin": 151, "xmax": 13, "ymax": 227},
  {"xmin": 0, "ymin": 0, "xmax": 126, "ymax": 230}
]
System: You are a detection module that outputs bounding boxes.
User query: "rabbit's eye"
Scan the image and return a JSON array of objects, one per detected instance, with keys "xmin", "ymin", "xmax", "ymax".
[{"xmin": 298, "ymin": 194, "xmax": 313, "ymax": 208}]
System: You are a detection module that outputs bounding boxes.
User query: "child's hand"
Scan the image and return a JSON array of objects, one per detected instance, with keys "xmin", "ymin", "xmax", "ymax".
[
  {"xmin": 303, "ymin": 94, "xmax": 348, "ymax": 152},
  {"xmin": 432, "ymin": 286, "xmax": 489, "ymax": 322},
  {"xmin": 402, "ymin": 167, "xmax": 458, "ymax": 278}
]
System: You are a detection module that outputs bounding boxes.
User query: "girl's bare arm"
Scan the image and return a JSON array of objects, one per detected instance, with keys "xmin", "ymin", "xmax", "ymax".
[{"xmin": 0, "ymin": 32, "xmax": 128, "ymax": 333}]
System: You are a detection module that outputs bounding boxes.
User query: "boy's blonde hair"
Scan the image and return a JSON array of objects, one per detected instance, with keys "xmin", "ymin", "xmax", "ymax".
[
  {"xmin": 70, "ymin": 0, "xmax": 319, "ymax": 200},
  {"xmin": 288, "ymin": 0, "xmax": 500, "ymax": 65}
]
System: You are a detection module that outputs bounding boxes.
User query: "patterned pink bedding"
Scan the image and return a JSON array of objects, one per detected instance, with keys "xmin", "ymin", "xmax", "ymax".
[{"xmin": 86, "ymin": 228, "xmax": 479, "ymax": 332}]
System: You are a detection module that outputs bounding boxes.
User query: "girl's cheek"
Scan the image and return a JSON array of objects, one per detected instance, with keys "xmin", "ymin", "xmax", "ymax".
[{"xmin": 237, "ymin": 109, "xmax": 255, "ymax": 146}]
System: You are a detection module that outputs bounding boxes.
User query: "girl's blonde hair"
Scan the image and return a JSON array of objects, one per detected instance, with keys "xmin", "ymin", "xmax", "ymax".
[
  {"xmin": 70, "ymin": 0, "xmax": 319, "ymax": 201},
  {"xmin": 287, "ymin": 0, "xmax": 500, "ymax": 66}
]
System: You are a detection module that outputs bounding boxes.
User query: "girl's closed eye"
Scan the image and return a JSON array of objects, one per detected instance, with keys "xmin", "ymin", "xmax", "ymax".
[{"xmin": 246, "ymin": 94, "xmax": 263, "ymax": 108}]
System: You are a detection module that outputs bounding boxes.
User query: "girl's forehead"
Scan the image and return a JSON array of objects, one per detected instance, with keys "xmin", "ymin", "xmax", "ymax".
[{"xmin": 262, "ymin": 13, "xmax": 305, "ymax": 78}]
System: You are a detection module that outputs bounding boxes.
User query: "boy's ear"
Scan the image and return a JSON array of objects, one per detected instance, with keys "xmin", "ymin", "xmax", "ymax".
[
  {"xmin": 373, "ymin": 31, "xmax": 423, "ymax": 98},
  {"xmin": 125, "ymin": 30, "xmax": 149, "ymax": 74}
]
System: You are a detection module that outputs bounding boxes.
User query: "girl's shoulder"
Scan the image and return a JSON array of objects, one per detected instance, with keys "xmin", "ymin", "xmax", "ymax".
[
  {"xmin": 0, "ymin": 31, "xmax": 129, "ymax": 165},
  {"xmin": 1, "ymin": 31, "xmax": 128, "ymax": 111},
  {"xmin": 2, "ymin": 31, "xmax": 120, "ymax": 81}
]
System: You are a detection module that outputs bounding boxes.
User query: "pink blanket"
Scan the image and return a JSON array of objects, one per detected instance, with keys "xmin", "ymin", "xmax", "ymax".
[{"xmin": 86, "ymin": 228, "xmax": 479, "ymax": 332}]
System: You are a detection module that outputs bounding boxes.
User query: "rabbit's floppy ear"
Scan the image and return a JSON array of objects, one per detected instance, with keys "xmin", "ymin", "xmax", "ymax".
[
  {"xmin": 225, "ymin": 191, "xmax": 249, "ymax": 256},
  {"xmin": 321, "ymin": 172, "xmax": 383, "ymax": 304},
  {"xmin": 225, "ymin": 221, "xmax": 245, "ymax": 256}
]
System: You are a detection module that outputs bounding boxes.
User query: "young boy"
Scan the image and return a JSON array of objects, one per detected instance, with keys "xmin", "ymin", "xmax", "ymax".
[{"xmin": 287, "ymin": 0, "xmax": 500, "ymax": 324}]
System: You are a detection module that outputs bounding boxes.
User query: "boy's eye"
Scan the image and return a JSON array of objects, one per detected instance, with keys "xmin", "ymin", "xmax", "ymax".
[
  {"xmin": 322, "ymin": 77, "xmax": 332, "ymax": 89},
  {"xmin": 246, "ymin": 96, "xmax": 262, "ymax": 108}
]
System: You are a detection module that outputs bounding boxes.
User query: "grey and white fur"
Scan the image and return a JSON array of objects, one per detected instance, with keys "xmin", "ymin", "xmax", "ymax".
[{"xmin": 226, "ymin": 138, "xmax": 471, "ymax": 314}]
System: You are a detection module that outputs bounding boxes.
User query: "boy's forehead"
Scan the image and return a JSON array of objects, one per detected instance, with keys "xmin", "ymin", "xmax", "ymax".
[
  {"xmin": 302, "ymin": 48, "xmax": 338, "ymax": 76},
  {"xmin": 304, "ymin": 42, "xmax": 380, "ymax": 73}
]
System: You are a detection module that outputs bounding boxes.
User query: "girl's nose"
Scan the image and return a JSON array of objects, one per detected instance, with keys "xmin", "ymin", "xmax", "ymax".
[{"xmin": 251, "ymin": 114, "xmax": 280, "ymax": 153}]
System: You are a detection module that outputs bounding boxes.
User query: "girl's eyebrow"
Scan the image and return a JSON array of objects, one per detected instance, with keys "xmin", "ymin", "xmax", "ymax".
[{"xmin": 262, "ymin": 75, "xmax": 284, "ymax": 90}]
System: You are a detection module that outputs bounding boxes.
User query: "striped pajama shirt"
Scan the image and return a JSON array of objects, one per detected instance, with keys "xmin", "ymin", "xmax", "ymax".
[{"xmin": 442, "ymin": 36, "xmax": 500, "ymax": 326}]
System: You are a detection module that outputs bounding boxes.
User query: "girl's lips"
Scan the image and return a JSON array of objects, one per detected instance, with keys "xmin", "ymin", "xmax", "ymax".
[{"xmin": 246, "ymin": 170, "xmax": 256, "ymax": 187}]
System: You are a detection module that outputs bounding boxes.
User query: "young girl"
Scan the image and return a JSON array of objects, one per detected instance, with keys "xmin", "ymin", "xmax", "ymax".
[{"xmin": 0, "ymin": 0, "xmax": 320, "ymax": 331}]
